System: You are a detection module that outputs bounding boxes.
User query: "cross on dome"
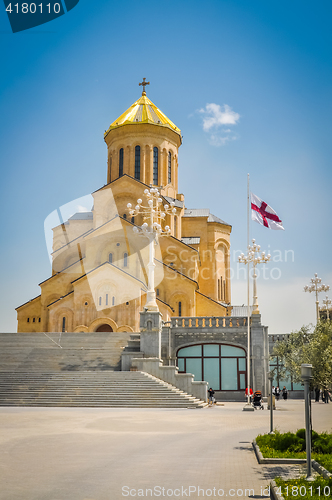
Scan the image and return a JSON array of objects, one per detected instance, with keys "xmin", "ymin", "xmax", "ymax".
[{"xmin": 139, "ymin": 78, "xmax": 150, "ymax": 95}]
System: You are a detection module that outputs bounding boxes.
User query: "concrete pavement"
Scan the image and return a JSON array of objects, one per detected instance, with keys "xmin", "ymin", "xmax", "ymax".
[{"xmin": 0, "ymin": 400, "xmax": 331, "ymax": 500}]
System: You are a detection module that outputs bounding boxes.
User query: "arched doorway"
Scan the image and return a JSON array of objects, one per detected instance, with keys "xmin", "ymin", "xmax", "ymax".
[
  {"xmin": 95, "ymin": 324, "xmax": 113, "ymax": 332},
  {"xmin": 177, "ymin": 343, "xmax": 246, "ymax": 392}
]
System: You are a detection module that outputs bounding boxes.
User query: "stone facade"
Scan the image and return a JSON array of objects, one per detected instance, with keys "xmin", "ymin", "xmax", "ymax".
[{"xmin": 16, "ymin": 91, "xmax": 232, "ymax": 334}]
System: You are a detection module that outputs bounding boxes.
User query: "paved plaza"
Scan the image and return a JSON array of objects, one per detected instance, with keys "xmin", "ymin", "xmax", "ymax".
[{"xmin": 0, "ymin": 400, "xmax": 331, "ymax": 500}]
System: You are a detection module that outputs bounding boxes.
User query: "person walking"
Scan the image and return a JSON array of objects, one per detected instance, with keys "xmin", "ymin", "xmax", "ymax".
[
  {"xmin": 208, "ymin": 387, "xmax": 215, "ymax": 406},
  {"xmin": 315, "ymin": 387, "xmax": 320, "ymax": 402},
  {"xmin": 282, "ymin": 386, "xmax": 288, "ymax": 400},
  {"xmin": 323, "ymin": 389, "xmax": 329, "ymax": 404},
  {"xmin": 275, "ymin": 386, "xmax": 280, "ymax": 401}
]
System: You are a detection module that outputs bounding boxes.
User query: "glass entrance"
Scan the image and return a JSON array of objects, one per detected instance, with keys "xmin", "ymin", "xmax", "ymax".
[{"xmin": 177, "ymin": 343, "xmax": 246, "ymax": 391}]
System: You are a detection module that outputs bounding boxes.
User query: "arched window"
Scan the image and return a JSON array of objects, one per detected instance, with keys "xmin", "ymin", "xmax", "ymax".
[
  {"xmin": 62, "ymin": 317, "xmax": 66, "ymax": 333},
  {"xmin": 99, "ymin": 297, "xmax": 102, "ymax": 306},
  {"xmin": 178, "ymin": 301, "xmax": 182, "ymax": 317},
  {"xmin": 109, "ymin": 253, "xmax": 113, "ymax": 264},
  {"xmin": 131, "ymin": 216, "xmax": 135, "ymax": 224},
  {"xmin": 123, "ymin": 252, "xmax": 128, "ymax": 267},
  {"xmin": 106, "ymin": 294, "xmax": 109, "ymax": 306},
  {"xmin": 112, "ymin": 296, "xmax": 115, "ymax": 306},
  {"xmin": 119, "ymin": 148, "xmax": 124, "ymax": 177},
  {"xmin": 153, "ymin": 147, "xmax": 158, "ymax": 185},
  {"xmin": 135, "ymin": 145, "xmax": 140, "ymax": 180},
  {"xmin": 177, "ymin": 344, "xmax": 246, "ymax": 391},
  {"xmin": 123, "ymin": 213, "xmax": 127, "ymax": 219},
  {"xmin": 168, "ymin": 151, "xmax": 172, "ymax": 184}
]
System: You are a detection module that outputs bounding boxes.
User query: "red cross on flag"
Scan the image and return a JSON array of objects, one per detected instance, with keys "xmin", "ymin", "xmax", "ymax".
[{"xmin": 251, "ymin": 193, "xmax": 284, "ymax": 230}]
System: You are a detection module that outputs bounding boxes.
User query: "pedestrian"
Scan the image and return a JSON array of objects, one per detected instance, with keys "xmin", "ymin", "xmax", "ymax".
[
  {"xmin": 208, "ymin": 387, "xmax": 215, "ymax": 405},
  {"xmin": 282, "ymin": 386, "xmax": 288, "ymax": 400},
  {"xmin": 315, "ymin": 387, "xmax": 320, "ymax": 402},
  {"xmin": 245, "ymin": 387, "xmax": 253, "ymax": 401},
  {"xmin": 324, "ymin": 389, "xmax": 329, "ymax": 404},
  {"xmin": 275, "ymin": 386, "xmax": 280, "ymax": 401},
  {"xmin": 272, "ymin": 386, "xmax": 276, "ymax": 396}
]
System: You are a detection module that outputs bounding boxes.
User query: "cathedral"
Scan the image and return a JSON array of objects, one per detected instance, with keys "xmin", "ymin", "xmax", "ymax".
[
  {"xmin": 16, "ymin": 82, "xmax": 233, "ymax": 334},
  {"xmin": 14, "ymin": 81, "xmax": 272, "ymax": 399}
]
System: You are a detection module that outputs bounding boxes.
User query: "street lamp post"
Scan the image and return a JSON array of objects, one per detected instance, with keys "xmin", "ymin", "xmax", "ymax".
[
  {"xmin": 268, "ymin": 371, "xmax": 274, "ymax": 434},
  {"xmin": 239, "ymin": 239, "xmax": 271, "ymax": 315},
  {"xmin": 321, "ymin": 295, "xmax": 331, "ymax": 321},
  {"xmin": 127, "ymin": 187, "xmax": 176, "ymax": 311},
  {"xmin": 239, "ymin": 239, "xmax": 270, "ymax": 410},
  {"xmin": 304, "ymin": 274, "xmax": 330, "ymax": 323},
  {"xmin": 301, "ymin": 364, "xmax": 314, "ymax": 481}
]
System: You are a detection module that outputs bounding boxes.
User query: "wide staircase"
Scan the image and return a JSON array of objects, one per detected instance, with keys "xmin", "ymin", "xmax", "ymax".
[{"xmin": 0, "ymin": 333, "xmax": 205, "ymax": 408}]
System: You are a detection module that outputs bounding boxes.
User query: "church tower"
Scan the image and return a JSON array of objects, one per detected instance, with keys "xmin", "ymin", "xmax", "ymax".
[
  {"xmin": 16, "ymin": 81, "xmax": 232, "ymax": 334},
  {"xmin": 104, "ymin": 79, "xmax": 182, "ymax": 200}
]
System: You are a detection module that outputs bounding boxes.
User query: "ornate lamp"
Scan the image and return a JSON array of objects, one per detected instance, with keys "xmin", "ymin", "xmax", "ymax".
[
  {"xmin": 304, "ymin": 274, "xmax": 330, "ymax": 323},
  {"xmin": 321, "ymin": 295, "xmax": 331, "ymax": 321},
  {"xmin": 238, "ymin": 239, "xmax": 271, "ymax": 315},
  {"xmin": 127, "ymin": 187, "xmax": 176, "ymax": 312}
]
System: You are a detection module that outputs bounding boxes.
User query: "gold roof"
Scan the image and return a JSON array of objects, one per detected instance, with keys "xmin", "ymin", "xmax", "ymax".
[{"xmin": 105, "ymin": 94, "xmax": 181, "ymax": 137}]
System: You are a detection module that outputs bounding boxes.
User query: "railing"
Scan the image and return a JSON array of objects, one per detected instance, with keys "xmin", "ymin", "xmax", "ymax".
[
  {"xmin": 170, "ymin": 316, "xmax": 248, "ymax": 329},
  {"xmin": 231, "ymin": 306, "xmax": 254, "ymax": 317}
]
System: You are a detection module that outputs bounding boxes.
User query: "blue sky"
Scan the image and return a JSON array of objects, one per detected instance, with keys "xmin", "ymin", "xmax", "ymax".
[{"xmin": 1, "ymin": 0, "xmax": 331, "ymax": 332}]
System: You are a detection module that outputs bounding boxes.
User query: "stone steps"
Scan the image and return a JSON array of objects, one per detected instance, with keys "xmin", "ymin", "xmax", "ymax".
[
  {"xmin": 0, "ymin": 371, "xmax": 204, "ymax": 408},
  {"xmin": 0, "ymin": 331, "xmax": 134, "ymax": 372}
]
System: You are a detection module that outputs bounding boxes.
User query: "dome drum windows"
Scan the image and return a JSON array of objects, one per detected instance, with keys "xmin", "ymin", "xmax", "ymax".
[
  {"xmin": 153, "ymin": 147, "xmax": 158, "ymax": 185},
  {"xmin": 168, "ymin": 151, "xmax": 172, "ymax": 184},
  {"xmin": 119, "ymin": 148, "xmax": 124, "ymax": 177},
  {"xmin": 135, "ymin": 145, "xmax": 140, "ymax": 180}
]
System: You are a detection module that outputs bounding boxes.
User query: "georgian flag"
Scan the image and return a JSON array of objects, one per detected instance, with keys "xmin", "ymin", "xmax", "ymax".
[{"xmin": 251, "ymin": 193, "xmax": 284, "ymax": 230}]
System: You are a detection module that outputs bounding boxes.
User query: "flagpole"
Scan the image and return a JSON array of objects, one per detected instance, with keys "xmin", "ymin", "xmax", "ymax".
[{"xmin": 247, "ymin": 173, "xmax": 251, "ymax": 406}]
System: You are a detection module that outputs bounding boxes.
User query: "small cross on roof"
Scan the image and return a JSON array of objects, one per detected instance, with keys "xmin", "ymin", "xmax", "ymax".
[{"xmin": 139, "ymin": 78, "xmax": 150, "ymax": 95}]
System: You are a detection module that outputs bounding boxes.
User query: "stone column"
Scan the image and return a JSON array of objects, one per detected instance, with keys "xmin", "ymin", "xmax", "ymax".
[
  {"xmin": 141, "ymin": 146, "xmax": 146, "ymax": 184},
  {"xmin": 129, "ymin": 145, "xmax": 135, "ymax": 178},
  {"xmin": 250, "ymin": 314, "xmax": 269, "ymax": 395},
  {"xmin": 125, "ymin": 145, "xmax": 130, "ymax": 176},
  {"xmin": 107, "ymin": 152, "xmax": 112, "ymax": 184},
  {"xmin": 140, "ymin": 310, "xmax": 163, "ymax": 358}
]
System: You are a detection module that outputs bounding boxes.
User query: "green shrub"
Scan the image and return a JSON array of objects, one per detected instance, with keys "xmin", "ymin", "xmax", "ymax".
[
  {"xmin": 315, "ymin": 454, "xmax": 332, "ymax": 473},
  {"xmin": 296, "ymin": 428, "xmax": 306, "ymax": 440},
  {"xmin": 313, "ymin": 434, "xmax": 332, "ymax": 454},
  {"xmin": 256, "ymin": 430, "xmax": 332, "ymax": 459},
  {"xmin": 275, "ymin": 477, "xmax": 332, "ymax": 500}
]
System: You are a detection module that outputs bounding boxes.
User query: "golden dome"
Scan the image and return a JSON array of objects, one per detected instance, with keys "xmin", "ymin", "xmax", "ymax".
[{"xmin": 104, "ymin": 94, "xmax": 181, "ymax": 138}]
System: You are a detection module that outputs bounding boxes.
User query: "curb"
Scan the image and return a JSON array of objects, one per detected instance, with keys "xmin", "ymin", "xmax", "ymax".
[
  {"xmin": 252, "ymin": 440, "xmax": 306, "ymax": 464},
  {"xmin": 312, "ymin": 460, "xmax": 332, "ymax": 479},
  {"xmin": 270, "ymin": 480, "xmax": 284, "ymax": 500},
  {"xmin": 253, "ymin": 440, "xmax": 332, "ymax": 500},
  {"xmin": 253, "ymin": 440, "xmax": 332, "ymax": 477}
]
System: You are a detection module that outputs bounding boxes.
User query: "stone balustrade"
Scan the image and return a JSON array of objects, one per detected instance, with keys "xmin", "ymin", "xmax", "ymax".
[{"xmin": 170, "ymin": 316, "xmax": 248, "ymax": 329}]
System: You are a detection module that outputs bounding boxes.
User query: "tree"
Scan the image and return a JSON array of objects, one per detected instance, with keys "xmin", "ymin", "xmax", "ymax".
[{"xmin": 272, "ymin": 321, "xmax": 332, "ymax": 390}]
